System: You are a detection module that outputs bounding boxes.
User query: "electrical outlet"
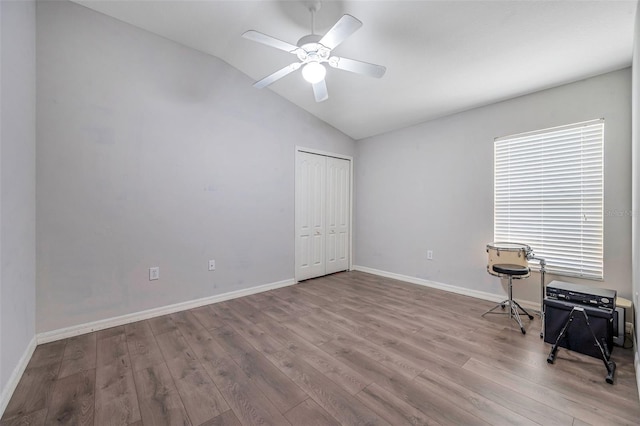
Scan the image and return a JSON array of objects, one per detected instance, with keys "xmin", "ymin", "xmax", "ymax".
[
  {"xmin": 427, "ymin": 250, "xmax": 433, "ymax": 260},
  {"xmin": 149, "ymin": 267, "xmax": 159, "ymax": 281},
  {"xmin": 208, "ymin": 259, "xmax": 216, "ymax": 271}
]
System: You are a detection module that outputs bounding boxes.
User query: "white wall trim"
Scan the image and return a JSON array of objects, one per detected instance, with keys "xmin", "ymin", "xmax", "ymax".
[
  {"xmin": 37, "ymin": 278, "xmax": 295, "ymax": 344},
  {"xmin": 0, "ymin": 335, "xmax": 37, "ymax": 417},
  {"xmin": 352, "ymin": 264, "xmax": 541, "ymax": 312}
]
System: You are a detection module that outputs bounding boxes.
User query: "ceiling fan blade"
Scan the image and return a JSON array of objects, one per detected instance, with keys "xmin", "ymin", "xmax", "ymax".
[
  {"xmin": 319, "ymin": 14, "xmax": 362, "ymax": 50},
  {"xmin": 253, "ymin": 63, "xmax": 301, "ymax": 89},
  {"xmin": 312, "ymin": 79, "xmax": 329, "ymax": 102},
  {"xmin": 329, "ymin": 56, "xmax": 386, "ymax": 78},
  {"xmin": 242, "ymin": 30, "xmax": 299, "ymax": 53}
]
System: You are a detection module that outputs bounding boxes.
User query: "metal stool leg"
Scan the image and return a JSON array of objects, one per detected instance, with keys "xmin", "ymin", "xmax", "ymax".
[
  {"xmin": 482, "ymin": 300, "xmax": 509, "ymax": 316},
  {"xmin": 512, "ymin": 300, "xmax": 534, "ymax": 320},
  {"xmin": 482, "ymin": 274, "xmax": 532, "ymax": 334}
]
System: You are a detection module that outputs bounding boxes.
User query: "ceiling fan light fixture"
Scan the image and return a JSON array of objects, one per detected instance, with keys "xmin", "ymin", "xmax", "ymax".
[{"xmin": 302, "ymin": 62, "xmax": 326, "ymax": 84}]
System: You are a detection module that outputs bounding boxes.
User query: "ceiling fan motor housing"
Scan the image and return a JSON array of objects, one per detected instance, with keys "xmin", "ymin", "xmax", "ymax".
[
  {"xmin": 297, "ymin": 33, "xmax": 322, "ymax": 46},
  {"xmin": 297, "ymin": 34, "xmax": 330, "ymax": 63}
]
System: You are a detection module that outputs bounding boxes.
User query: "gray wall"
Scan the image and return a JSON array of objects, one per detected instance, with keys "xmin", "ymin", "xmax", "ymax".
[
  {"xmin": 0, "ymin": 0, "xmax": 37, "ymax": 402},
  {"xmin": 36, "ymin": 0, "xmax": 355, "ymax": 333},
  {"xmin": 355, "ymin": 69, "xmax": 632, "ymax": 305}
]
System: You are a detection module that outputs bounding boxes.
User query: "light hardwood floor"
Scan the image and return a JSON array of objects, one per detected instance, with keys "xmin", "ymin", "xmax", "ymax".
[{"xmin": 2, "ymin": 271, "xmax": 639, "ymax": 425}]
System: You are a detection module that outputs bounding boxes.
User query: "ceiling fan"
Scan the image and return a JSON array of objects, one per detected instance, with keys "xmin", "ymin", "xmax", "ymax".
[{"xmin": 242, "ymin": 2, "xmax": 386, "ymax": 102}]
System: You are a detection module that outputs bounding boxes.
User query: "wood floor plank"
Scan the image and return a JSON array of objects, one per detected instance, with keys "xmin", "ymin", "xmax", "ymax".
[
  {"xmin": 419, "ymin": 350, "xmax": 574, "ymax": 426},
  {"xmin": 281, "ymin": 316, "xmax": 337, "ymax": 345},
  {"xmin": 170, "ymin": 310, "xmax": 208, "ymax": 334},
  {"xmin": 154, "ymin": 329, "xmax": 195, "ymax": 363},
  {"xmin": 170, "ymin": 365, "xmax": 229, "ymax": 426},
  {"xmin": 366, "ymin": 326, "xmax": 471, "ymax": 368},
  {"xmin": 256, "ymin": 292, "xmax": 312, "ymax": 318},
  {"xmin": 132, "ymin": 363, "xmax": 191, "ymax": 426},
  {"xmin": 268, "ymin": 286, "xmax": 329, "ymax": 310},
  {"xmin": 219, "ymin": 298, "xmax": 268, "ymax": 324},
  {"xmin": 464, "ymin": 357, "xmax": 637, "ymax": 425},
  {"xmin": 2, "ymin": 364, "xmax": 59, "ymax": 420},
  {"xmin": 147, "ymin": 315, "xmax": 179, "ymax": 336},
  {"xmin": 210, "ymin": 326, "xmax": 308, "ymax": 413},
  {"xmin": 95, "ymin": 362, "xmax": 141, "ymax": 426},
  {"xmin": 453, "ymin": 328, "xmax": 640, "ymax": 420},
  {"xmin": 96, "ymin": 332, "xmax": 129, "ymax": 367},
  {"xmin": 344, "ymin": 298, "xmax": 426, "ymax": 333},
  {"xmin": 24, "ymin": 340, "xmax": 66, "ymax": 370},
  {"xmin": 189, "ymin": 305, "xmax": 225, "ymax": 330},
  {"xmin": 223, "ymin": 308, "xmax": 285, "ymax": 356},
  {"xmin": 303, "ymin": 307, "xmax": 377, "ymax": 338},
  {"xmin": 326, "ymin": 332, "xmax": 424, "ymax": 380},
  {"xmin": 332, "ymin": 306, "xmax": 415, "ymax": 339},
  {"xmin": 95, "ymin": 334, "xmax": 141, "ymax": 426},
  {"xmin": 269, "ymin": 349, "xmax": 391, "ymax": 426},
  {"xmin": 199, "ymin": 410, "xmax": 242, "ymax": 426},
  {"xmin": 468, "ymin": 323, "xmax": 640, "ymax": 392},
  {"xmin": 284, "ymin": 399, "xmax": 340, "ymax": 426},
  {"xmin": 356, "ymin": 383, "xmax": 440, "ymax": 426},
  {"xmin": 57, "ymin": 333, "xmax": 97, "ymax": 379},
  {"xmin": 207, "ymin": 303, "xmax": 238, "ymax": 323},
  {"xmin": 172, "ymin": 313, "xmax": 290, "ymax": 425},
  {"xmin": 414, "ymin": 370, "xmax": 539, "ymax": 425},
  {"xmin": 125, "ymin": 321, "xmax": 164, "ymax": 372},
  {"xmin": 209, "ymin": 302, "xmax": 264, "ymax": 335},
  {"xmin": 0, "ymin": 408, "xmax": 47, "ymax": 426},
  {"xmin": 96, "ymin": 326, "xmax": 126, "ymax": 341},
  {"xmin": 257, "ymin": 318, "xmax": 370, "ymax": 395},
  {"xmin": 198, "ymin": 353, "xmax": 291, "ymax": 426},
  {"xmin": 154, "ymin": 330, "xmax": 229, "ymax": 425},
  {"xmin": 273, "ymin": 285, "xmax": 335, "ymax": 309},
  {"xmin": 320, "ymin": 336, "xmax": 490, "ymax": 425},
  {"xmin": 261, "ymin": 305, "xmax": 294, "ymax": 323},
  {"xmin": 44, "ymin": 369, "xmax": 95, "ymax": 426}
]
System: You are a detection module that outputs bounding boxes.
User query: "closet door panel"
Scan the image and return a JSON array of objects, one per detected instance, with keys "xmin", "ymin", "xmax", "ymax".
[
  {"xmin": 295, "ymin": 152, "xmax": 326, "ymax": 280},
  {"xmin": 325, "ymin": 157, "xmax": 350, "ymax": 275}
]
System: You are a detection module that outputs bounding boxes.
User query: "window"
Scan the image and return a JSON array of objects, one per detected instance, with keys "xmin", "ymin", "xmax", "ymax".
[{"xmin": 494, "ymin": 119, "xmax": 604, "ymax": 280}]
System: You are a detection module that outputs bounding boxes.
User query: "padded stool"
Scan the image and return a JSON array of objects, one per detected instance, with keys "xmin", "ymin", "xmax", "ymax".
[{"xmin": 482, "ymin": 263, "xmax": 534, "ymax": 334}]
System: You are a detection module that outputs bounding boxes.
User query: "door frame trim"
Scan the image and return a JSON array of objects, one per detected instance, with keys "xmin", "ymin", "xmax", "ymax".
[{"xmin": 294, "ymin": 146, "xmax": 353, "ymax": 282}]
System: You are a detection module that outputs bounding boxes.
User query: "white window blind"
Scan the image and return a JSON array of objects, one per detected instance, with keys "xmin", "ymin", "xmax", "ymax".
[{"xmin": 494, "ymin": 119, "xmax": 604, "ymax": 280}]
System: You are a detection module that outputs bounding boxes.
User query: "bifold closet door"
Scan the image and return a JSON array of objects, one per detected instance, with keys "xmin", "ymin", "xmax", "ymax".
[
  {"xmin": 325, "ymin": 156, "xmax": 350, "ymax": 274},
  {"xmin": 295, "ymin": 151, "xmax": 350, "ymax": 281}
]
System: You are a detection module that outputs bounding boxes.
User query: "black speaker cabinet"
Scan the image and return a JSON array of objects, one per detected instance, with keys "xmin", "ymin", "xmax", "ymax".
[
  {"xmin": 613, "ymin": 306, "xmax": 625, "ymax": 347},
  {"xmin": 544, "ymin": 298, "xmax": 614, "ymax": 359}
]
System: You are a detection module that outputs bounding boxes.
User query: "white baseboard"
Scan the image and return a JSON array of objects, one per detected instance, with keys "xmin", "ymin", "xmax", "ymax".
[
  {"xmin": 37, "ymin": 278, "xmax": 295, "ymax": 344},
  {"xmin": 0, "ymin": 335, "xmax": 37, "ymax": 417},
  {"xmin": 352, "ymin": 265, "xmax": 540, "ymax": 312}
]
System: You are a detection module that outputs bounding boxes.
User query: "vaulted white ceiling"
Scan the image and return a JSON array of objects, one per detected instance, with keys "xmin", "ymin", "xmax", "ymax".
[{"xmin": 74, "ymin": 0, "xmax": 637, "ymax": 140}]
